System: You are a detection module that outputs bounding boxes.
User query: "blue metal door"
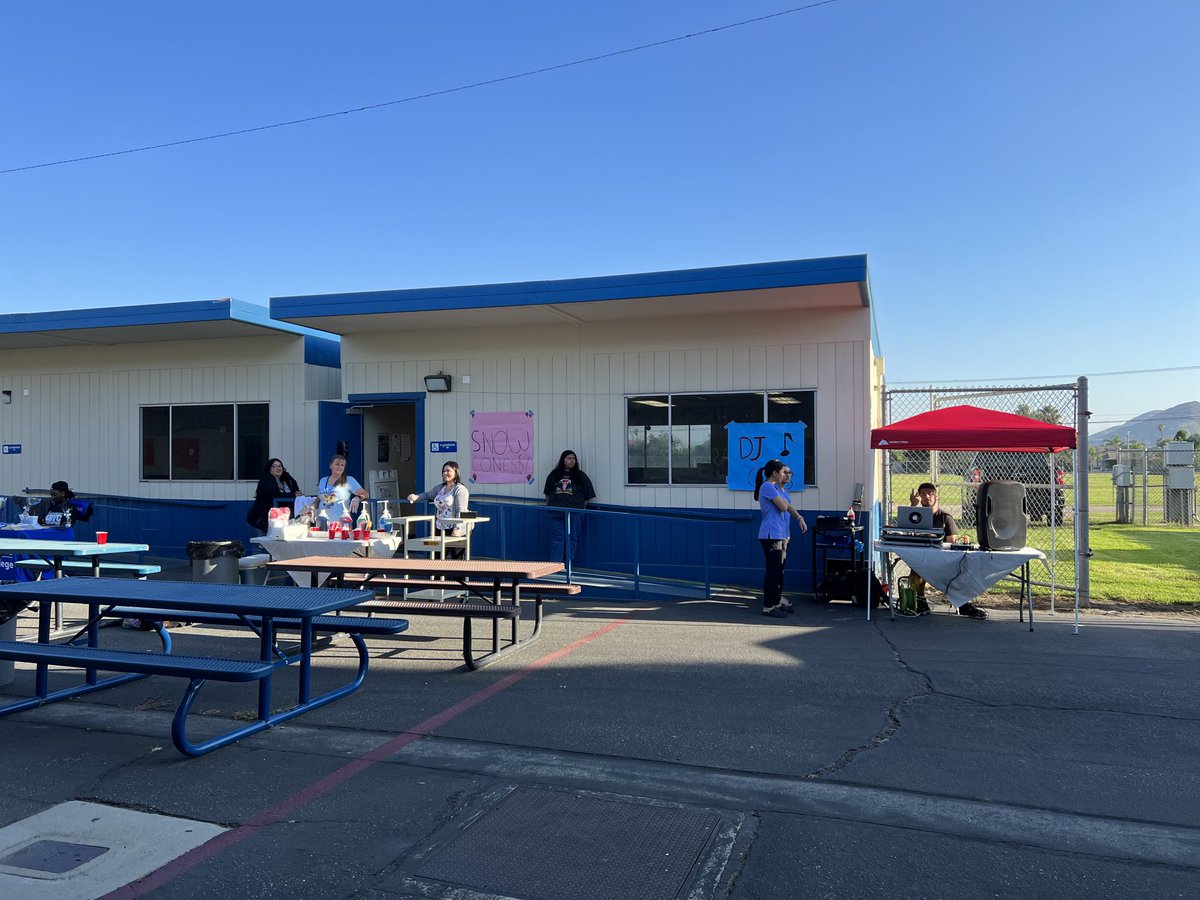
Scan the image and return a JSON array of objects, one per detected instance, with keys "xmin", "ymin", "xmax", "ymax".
[{"xmin": 317, "ymin": 401, "xmax": 363, "ymax": 484}]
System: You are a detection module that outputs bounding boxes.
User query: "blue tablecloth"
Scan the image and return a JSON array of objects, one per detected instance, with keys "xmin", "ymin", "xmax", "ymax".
[{"xmin": 0, "ymin": 526, "xmax": 75, "ymax": 582}]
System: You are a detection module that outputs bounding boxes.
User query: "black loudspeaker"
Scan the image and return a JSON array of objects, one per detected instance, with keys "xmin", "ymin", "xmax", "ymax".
[{"xmin": 977, "ymin": 481, "xmax": 1028, "ymax": 550}]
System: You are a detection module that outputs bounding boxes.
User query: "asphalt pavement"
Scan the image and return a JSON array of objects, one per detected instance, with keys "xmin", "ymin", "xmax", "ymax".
[{"xmin": 0, "ymin": 578, "xmax": 1197, "ymax": 899}]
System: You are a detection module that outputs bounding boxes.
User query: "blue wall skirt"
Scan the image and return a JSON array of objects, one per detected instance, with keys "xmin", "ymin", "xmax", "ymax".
[{"xmin": 24, "ymin": 496, "xmax": 869, "ymax": 596}]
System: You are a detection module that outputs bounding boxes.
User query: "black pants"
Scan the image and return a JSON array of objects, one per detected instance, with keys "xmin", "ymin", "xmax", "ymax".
[{"xmin": 760, "ymin": 539, "xmax": 787, "ymax": 609}]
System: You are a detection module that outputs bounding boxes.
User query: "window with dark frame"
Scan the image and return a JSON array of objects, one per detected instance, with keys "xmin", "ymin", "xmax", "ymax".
[
  {"xmin": 140, "ymin": 403, "xmax": 269, "ymax": 481},
  {"xmin": 626, "ymin": 391, "xmax": 816, "ymax": 486}
]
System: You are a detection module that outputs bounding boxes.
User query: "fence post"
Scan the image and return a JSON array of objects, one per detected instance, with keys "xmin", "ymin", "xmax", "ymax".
[{"xmin": 1141, "ymin": 448, "xmax": 1149, "ymax": 526}]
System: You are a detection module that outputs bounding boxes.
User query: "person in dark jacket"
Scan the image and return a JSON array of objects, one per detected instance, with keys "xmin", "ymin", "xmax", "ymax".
[
  {"xmin": 246, "ymin": 458, "xmax": 301, "ymax": 534},
  {"xmin": 543, "ymin": 450, "xmax": 596, "ymax": 563},
  {"xmin": 34, "ymin": 480, "xmax": 93, "ymax": 527}
]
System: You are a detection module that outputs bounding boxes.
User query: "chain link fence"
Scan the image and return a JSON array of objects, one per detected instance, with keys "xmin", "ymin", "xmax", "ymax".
[
  {"xmin": 1100, "ymin": 447, "xmax": 1199, "ymax": 526},
  {"xmin": 882, "ymin": 384, "xmax": 1080, "ymax": 607}
]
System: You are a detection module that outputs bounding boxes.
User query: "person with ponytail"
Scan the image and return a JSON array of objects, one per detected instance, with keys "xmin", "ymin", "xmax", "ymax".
[{"xmin": 753, "ymin": 458, "xmax": 807, "ymax": 617}]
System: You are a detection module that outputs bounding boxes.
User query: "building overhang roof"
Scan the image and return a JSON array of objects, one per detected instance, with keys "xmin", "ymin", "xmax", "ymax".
[
  {"xmin": 270, "ymin": 255, "xmax": 871, "ymax": 334},
  {"xmin": 0, "ymin": 299, "xmax": 337, "ymax": 354}
]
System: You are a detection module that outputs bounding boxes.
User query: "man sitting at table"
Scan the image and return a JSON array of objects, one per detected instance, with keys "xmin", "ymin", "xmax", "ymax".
[
  {"xmin": 907, "ymin": 482, "xmax": 987, "ymax": 620},
  {"xmin": 34, "ymin": 481, "xmax": 93, "ymax": 528}
]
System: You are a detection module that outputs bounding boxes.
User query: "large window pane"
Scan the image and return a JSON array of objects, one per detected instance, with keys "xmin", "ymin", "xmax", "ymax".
[
  {"xmin": 171, "ymin": 405, "xmax": 234, "ymax": 480},
  {"xmin": 236, "ymin": 403, "xmax": 269, "ymax": 479},
  {"xmin": 141, "ymin": 407, "xmax": 169, "ymax": 479},
  {"xmin": 767, "ymin": 391, "xmax": 816, "ymax": 485},
  {"xmin": 626, "ymin": 390, "xmax": 818, "ymax": 486},
  {"xmin": 671, "ymin": 393, "xmax": 762, "ymax": 484},
  {"xmin": 627, "ymin": 396, "xmax": 669, "ymax": 484}
]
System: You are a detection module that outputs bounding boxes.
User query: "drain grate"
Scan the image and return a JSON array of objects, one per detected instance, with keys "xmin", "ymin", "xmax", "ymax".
[
  {"xmin": 413, "ymin": 787, "xmax": 720, "ymax": 900},
  {"xmin": 0, "ymin": 839, "xmax": 108, "ymax": 875}
]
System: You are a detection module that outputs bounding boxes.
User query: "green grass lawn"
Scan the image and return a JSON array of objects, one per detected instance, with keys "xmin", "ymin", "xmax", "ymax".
[{"xmin": 1086, "ymin": 525, "xmax": 1200, "ymax": 606}]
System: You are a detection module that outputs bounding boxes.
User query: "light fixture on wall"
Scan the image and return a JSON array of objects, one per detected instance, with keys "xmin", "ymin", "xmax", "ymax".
[{"xmin": 423, "ymin": 373, "xmax": 452, "ymax": 393}]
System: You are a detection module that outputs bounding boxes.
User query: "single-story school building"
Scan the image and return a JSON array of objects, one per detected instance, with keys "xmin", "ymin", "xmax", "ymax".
[
  {"xmin": 0, "ymin": 300, "xmax": 342, "ymax": 550},
  {"xmin": 0, "ymin": 255, "xmax": 882, "ymax": 590}
]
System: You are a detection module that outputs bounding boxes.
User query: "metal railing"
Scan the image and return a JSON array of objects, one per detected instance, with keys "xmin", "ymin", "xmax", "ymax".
[{"xmin": 462, "ymin": 494, "xmax": 753, "ymax": 599}]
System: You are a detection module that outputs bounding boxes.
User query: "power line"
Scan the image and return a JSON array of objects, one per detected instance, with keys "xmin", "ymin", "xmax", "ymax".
[
  {"xmin": 888, "ymin": 364, "xmax": 1200, "ymax": 385},
  {"xmin": 1, "ymin": 2, "xmax": 842, "ymax": 176}
]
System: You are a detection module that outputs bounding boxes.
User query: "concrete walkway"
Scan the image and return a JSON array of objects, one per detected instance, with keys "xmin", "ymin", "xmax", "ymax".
[{"xmin": 0, "ymin": 588, "xmax": 1197, "ymax": 898}]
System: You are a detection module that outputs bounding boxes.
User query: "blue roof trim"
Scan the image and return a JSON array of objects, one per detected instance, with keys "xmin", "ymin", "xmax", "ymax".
[
  {"xmin": 0, "ymin": 298, "xmax": 337, "ymax": 341},
  {"xmin": 271, "ymin": 255, "xmax": 870, "ymax": 319},
  {"xmin": 304, "ymin": 335, "xmax": 340, "ymax": 368}
]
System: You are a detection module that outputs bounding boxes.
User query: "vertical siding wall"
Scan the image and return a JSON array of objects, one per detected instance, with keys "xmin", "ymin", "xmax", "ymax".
[
  {"xmin": 341, "ymin": 307, "xmax": 871, "ymax": 514},
  {"xmin": 0, "ymin": 335, "xmax": 339, "ymax": 502}
]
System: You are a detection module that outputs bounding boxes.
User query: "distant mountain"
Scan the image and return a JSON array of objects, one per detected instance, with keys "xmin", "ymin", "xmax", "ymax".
[{"xmin": 1089, "ymin": 401, "xmax": 1200, "ymax": 446}]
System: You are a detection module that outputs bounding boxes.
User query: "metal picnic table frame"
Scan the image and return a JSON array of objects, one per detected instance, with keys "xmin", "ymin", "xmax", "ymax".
[
  {"xmin": 269, "ymin": 557, "xmax": 567, "ymax": 670},
  {"xmin": 0, "ymin": 578, "xmax": 397, "ymax": 755}
]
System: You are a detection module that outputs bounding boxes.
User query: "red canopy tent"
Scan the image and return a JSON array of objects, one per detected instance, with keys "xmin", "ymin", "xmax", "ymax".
[
  {"xmin": 867, "ymin": 404, "xmax": 1080, "ymax": 629},
  {"xmin": 870, "ymin": 405, "xmax": 1076, "ymax": 452}
]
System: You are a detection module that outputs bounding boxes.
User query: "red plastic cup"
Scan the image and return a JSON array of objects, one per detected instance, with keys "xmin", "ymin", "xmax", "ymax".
[
  {"xmin": 341, "ymin": 529, "xmax": 350, "ymax": 540},
  {"xmin": 95, "ymin": 531, "xmax": 109, "ymax": 545},
  {"xmin": 328, "ymin": 525, "xmax": 337, "ymax": 540}
]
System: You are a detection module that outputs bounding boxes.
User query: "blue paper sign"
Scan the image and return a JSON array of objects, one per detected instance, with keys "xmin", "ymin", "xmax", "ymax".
[
  {"xmin": 726, "ymin": 422, "xmax": 806, "ymax": 492},
  {"xmin": 429, "ymin": 441, "xmax": 457, "ymax": 453},
  {"xmin": 1, "ymin": 444, "xmax": 20, "ymax": 455}
]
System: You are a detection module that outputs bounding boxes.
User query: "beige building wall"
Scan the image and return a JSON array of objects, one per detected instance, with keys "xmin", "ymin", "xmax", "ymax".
[
  {"xmin": 340, "ymin": 306, "xmax": 872, "ymax": 512},
  {"xmin": 0, "ymin": 334, "xmax": 339, "ymax": 500}
]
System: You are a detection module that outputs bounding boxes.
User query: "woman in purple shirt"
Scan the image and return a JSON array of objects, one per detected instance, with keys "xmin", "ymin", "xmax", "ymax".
[{"xmin": 754, "ymin": 459, "xmax": 808, "ymax": 617}]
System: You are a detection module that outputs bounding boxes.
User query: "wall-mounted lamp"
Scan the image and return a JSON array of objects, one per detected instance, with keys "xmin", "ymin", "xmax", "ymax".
[
  {"xmin": 1, "ymin": 391, "xmax": 10, "ymax": 405},
  {"xmin": 423, "ymin": 373, "xmax": 452, "ymax": 393}
]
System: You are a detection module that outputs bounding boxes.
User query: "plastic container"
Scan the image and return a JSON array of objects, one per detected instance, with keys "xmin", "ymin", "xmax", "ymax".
[
  {"xmin": 187, "ymin": 540, "xmax": 244, "ymax": 584},
  {"xmin": 238, "ymin": 552, "xmax": 271, "ymax": 586}
]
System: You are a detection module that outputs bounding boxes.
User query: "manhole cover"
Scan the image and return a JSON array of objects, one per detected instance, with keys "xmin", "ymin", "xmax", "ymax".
[
  {"xmin": 0, "ymin": 839, "xmax": 108, "ymax": 874},
  {"xmin": 413, "ymin": 787, "xmax": 720, "ymax": 900}
]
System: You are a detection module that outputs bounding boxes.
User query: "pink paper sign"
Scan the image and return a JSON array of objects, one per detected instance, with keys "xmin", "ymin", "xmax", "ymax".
[{"xmin": 470, "ymin": 411, "xmax": 535, "ymax": 483}]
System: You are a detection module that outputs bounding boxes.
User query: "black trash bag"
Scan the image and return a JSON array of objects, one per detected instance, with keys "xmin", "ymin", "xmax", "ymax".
[
  {"xmin": 186, "ymin": 540, "xmax": 244, "ymax": 560},
  {"xmin": 816, "ymin": 568, "xmax": 886, "ymax": 607},
  {"xmin": 0, "ymin": 598, "xmax": 30, "ymax": 625}
]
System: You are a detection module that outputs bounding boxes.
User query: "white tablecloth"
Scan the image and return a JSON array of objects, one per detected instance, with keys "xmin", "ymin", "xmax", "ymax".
[
  {"xmin": 253, "ymin": 534, "xmax": 403, "ymax": 586},
  {"xmin": 875, "ymin": 543, "xmax": 1048, "ymax": 608}
]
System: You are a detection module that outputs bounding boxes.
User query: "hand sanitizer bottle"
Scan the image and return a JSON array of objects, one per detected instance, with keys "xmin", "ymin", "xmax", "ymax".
[{"xmin": 378, "ymin": 501, "xmax": 393, "ymax": 534}]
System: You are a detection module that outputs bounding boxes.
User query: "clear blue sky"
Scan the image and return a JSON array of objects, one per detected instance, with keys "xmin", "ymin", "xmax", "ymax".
[{"xmin": 3, "ymin": 1, "xmax": 1196, "ymax": 433}]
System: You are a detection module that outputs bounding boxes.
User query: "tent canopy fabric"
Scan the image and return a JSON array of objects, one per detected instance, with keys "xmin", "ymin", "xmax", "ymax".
[{"xmin": 870, "ymin": 404, "xmax": 1076, "ymax": 452}]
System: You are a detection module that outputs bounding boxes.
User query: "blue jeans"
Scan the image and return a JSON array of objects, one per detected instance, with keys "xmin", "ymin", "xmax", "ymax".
[{"xmin": 548, "ymin": 510, "xmax": 583, "ymax": 563}]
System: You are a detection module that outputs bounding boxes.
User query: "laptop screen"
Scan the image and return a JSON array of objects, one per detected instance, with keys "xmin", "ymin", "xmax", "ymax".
[{"xmin": 894, "ymin": 505, "xmax": 934, "ymax": 530}]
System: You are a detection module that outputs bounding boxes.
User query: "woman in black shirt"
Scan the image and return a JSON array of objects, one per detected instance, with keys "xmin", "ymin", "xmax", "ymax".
[
  {"xmin": 543, "ymin": 450, "xmax": 596, "ymax": 563},
  {"xmin": 247, "ymin": 458, "xmax": 301, "ymax": 534}
]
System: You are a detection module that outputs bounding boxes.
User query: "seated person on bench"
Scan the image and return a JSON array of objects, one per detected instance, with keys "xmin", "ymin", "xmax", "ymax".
[
  {"xmin": 34, "ymin": 480, "xmax": 93, "ymax": 528},
  {"xmin": 906, "ymin": 483, "xmax": 986, "ymax": 620}
]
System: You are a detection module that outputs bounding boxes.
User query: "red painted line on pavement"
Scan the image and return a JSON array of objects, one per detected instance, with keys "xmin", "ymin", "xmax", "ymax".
[{"xmin": 100, "ymin": 615, "xmax": 632, "ymax": 899}]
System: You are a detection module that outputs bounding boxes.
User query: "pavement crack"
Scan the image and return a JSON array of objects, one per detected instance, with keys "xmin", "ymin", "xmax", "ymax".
[
  {"xmin": 929, "ymin": 690, "xmax": 1200, "ymax": 722},
  {"xmin": 720, "ymin": 812, "xmax": 761, "ymax": 899},
  {"xmin": 804, "ymin": 621, "xmax": 934, "ymax": 780}
]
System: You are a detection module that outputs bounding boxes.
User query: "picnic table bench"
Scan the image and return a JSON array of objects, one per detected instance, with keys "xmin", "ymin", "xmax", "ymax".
[
  {"xmin": 0, "ymin": 578, "xmax": 407, "ymax": 756},
  {"xmin": 268, "ymin": 557, "xmax": 570, "ymax": 670},
  {"xmin": 15, "ymin": 559, "xmax": 162, "ymax": 578}
]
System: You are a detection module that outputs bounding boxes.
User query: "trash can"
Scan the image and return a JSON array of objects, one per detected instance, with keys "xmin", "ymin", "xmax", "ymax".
[
  {"xmin": 238, "ymin": 553, "xmax": 271, "ymax": 585},
  {"xmin": 187, "ymin": 540, "xmax": 244, "ymax": 584}
]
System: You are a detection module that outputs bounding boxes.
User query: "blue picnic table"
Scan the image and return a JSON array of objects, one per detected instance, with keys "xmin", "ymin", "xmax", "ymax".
[{"xmin": 0, "ymin": 578, "xmax": 408, "ymax": 756}]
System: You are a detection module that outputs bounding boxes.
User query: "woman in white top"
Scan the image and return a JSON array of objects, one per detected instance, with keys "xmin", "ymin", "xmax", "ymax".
[
  {"xmin": 315, "ymin": 454, "xmax": 369, "ymax": 524},
  {"xmin": 407, "ymin": 460, "xmax": 470, "ymax": 559}
]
